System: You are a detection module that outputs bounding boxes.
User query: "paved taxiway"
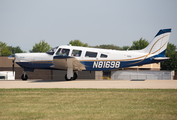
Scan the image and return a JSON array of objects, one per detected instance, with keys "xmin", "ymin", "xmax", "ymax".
[{"xmin": 0, "ymin": 79, "xmax": 177, "ymax": 89}]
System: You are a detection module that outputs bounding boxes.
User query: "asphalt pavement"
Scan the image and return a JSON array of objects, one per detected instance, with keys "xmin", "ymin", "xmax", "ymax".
[{"xmin": 0, "ymin": 79, "xmax": 177, "ymax": 89}]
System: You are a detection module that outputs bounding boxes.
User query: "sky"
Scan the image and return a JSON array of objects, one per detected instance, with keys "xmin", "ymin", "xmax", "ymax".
[{"xmin": 0, "ymin": 0, "xmax": 177, "ymax": 52}]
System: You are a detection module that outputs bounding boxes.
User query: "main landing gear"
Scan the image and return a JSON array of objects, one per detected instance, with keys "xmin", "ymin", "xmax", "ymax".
[
  {"xmin": 21, "ymin": 72, "xmax": 28, "ymax": 81},
  {"xmin": 65, "ymin": 72, "xmax": 78, "ymax": 81}
]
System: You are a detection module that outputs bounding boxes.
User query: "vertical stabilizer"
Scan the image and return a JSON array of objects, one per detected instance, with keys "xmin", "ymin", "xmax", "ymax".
[{"xmin": 142, "ymin": 29, "xmax": 171, "ymax": 55}]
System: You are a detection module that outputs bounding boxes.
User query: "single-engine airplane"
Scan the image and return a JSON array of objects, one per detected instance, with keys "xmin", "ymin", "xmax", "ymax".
[{"xmin": 8, "ymin": 28, "xmax": 171, "ymax": 80}]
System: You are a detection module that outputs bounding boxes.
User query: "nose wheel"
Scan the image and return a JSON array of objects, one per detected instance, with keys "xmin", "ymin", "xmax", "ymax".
[{"xmin": 21, "ymin": 72, "xmax": 28, "ymax": 81}]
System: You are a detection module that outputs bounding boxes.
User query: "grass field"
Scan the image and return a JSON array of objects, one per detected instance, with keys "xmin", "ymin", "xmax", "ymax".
[{"xmin": 0, "ymin": 89, "xmax": 177, "ymax": 120}]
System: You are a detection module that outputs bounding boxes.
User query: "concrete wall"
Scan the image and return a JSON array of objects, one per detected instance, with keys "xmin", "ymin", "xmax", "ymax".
[{"xmin": 95, "ymin": 71, "xmax": 103, "ymax": 80}]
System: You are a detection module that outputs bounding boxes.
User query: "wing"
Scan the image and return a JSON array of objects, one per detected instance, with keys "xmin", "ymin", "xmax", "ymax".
[{"xmin": 51, "ymin": 56, "xmax": 86, "ymax": 71}]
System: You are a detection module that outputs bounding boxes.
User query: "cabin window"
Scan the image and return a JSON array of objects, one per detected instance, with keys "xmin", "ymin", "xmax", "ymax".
[
  {"xmin": 71, "ymin": 50, "xmax": 82, "ymax": 57},
  {"xmin": 85, "ymin": 51, "xmax": 97, "ymax": 58},
  {"xmin": 56, "ymin": 48, "xmax": 70, "ymax": 56},
  {"xmin": 46, "ymin": 46, "xmax": 58, "ymax": 55},
  {"xmin": 100, "ymin": 54, "xmax": 108, "ymax": 58}
]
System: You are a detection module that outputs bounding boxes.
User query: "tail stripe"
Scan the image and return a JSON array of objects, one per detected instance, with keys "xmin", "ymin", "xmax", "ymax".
[
  {"xmin": 151, "ymin": 41, "xmax": 167, "ymax": 54},
  {"xmin": 148, "ymin": 35, "xmax": 168, "ymax": 54}
]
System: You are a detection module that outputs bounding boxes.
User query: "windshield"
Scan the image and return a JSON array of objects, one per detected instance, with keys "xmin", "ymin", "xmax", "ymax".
[{"xmin": 46, "ymin": 46, "xmax": 58, "ymax": 55}]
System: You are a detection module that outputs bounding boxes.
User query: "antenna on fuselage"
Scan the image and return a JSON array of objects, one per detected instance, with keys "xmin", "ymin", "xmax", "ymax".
[{"xmin": 127, "ymin": 47, "xmax": 130, "ymax": 51}]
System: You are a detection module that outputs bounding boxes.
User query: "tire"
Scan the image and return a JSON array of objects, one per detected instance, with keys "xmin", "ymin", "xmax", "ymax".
[
  {"xmin": 65, "ymin": 74, "xmax": 73, "ymax": 81},
  {"xmin": 21, "ymin": 74, "xmax": 28, "ymax": 81},
  {"xmin": 73, "ymin": 72, "xmax": 78, "ymax": 80}
]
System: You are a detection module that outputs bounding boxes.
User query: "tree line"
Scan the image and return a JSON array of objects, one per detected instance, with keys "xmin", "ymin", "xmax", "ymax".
[
  {"xmin": 0, "ymin": 40, "xmax": 50, "ymax": 56},
  {"xmin": 0, "ymin": 38, "xmax": 176, "ymax": 71},
  {"xmin": 0, "ymin": 38, "xmax": 151, "ymax": 55}
]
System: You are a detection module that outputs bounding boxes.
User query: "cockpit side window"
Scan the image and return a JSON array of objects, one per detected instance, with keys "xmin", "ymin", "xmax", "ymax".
[
  {"xmin": 71, "ymin": 50, "xmax": 82, "ymax": 57},
  {"xmin": 46, "ymin": 46, "xmax": 58, "ymax": 55},
  {"xmin": 100, "ymin": 54, "xmax": 108, "ymax": 58},
  {"xmin": 85, "ymin": 51, "xmax": 97, "ymax": 58},
  {"xmin": 56, "ymin": 48, "xmax": 70, "ymax": 56}
]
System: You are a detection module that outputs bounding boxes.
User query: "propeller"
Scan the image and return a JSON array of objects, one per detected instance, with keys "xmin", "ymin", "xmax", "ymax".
[
  {"xmin": 12, "ymin": 59, "xmax": 14, "ymax": 76},
  {"xmin": 12, "ymin": 52, "xmax": 15, "ymax": 76},
  {"xmin": 8, "ymin": 49, "xmax": 16, "ymax": 76}
]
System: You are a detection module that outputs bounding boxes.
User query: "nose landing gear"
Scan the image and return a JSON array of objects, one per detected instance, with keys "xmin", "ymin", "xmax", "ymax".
[{"xmin": 21, "ymin": 72, "xmax": 28, "ymax": 81}]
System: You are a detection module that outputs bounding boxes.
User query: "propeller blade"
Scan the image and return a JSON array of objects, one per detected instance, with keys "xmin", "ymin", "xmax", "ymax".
[
  {"xmin": 13, "ymin": 51, "xmax": 15, "ymax": 76},
  {"xmin": 12, "ymin": 60, "xmax": 14, "ymax": 76}
]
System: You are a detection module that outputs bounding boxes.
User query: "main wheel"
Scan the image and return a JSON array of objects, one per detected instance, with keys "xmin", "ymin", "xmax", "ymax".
[
  {"xmin": 73, "ymin": 72, "xmax": 78, "ymax": 80},
  {"xmin": 21, "ymin": 74, "xmax": 28, "ymax": 81},
  {"xmin": 65, "ymin": 74, "xmax": 73, "ymax": 81}
]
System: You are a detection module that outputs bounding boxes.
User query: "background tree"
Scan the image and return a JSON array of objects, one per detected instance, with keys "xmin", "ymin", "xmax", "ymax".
[
  {"xmin": 0, "ymin": 41, "xmax": 11, "ymax": 56},
  {"xmin": 94, "ymin": 44, "xmax": 122, "ymax": 50},
  {"xmin": 130, "ymin": 38, "xmax": 149, "ymax": 50},
  {"xmin": 30, "ymin": 40, "xmax": 51, "ymax": 52},
  {"xmin": 161, "ymin": 43, "xmax": 177, "ymax": 71},
  {"xmin": 122, "ymin": 46, "xmax": 130, "ymax": 50},
  {"xmin": 69, "ymin": 40, "xmax": 88, "ymax": 47},
  {"xmin": 8, "ymin": 46, "xmax": 25, "ymax": 54}
]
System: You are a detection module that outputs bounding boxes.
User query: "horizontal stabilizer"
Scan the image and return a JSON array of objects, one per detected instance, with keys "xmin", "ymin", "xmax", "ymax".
[{"xmin": 154, "ymin": 57, "xmax": 169, "ymax": 60}]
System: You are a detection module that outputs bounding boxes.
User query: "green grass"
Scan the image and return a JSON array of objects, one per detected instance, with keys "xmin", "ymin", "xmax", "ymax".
[{"xmin": 0, "ymin": 89, "xmax": 177, "ymax": 120}]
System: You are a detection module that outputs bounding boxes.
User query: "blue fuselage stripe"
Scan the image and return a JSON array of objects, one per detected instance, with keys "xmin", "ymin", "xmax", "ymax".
[{"xmin": 16, "ymin": 61, "xmax": 53, "ymax": 69}]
